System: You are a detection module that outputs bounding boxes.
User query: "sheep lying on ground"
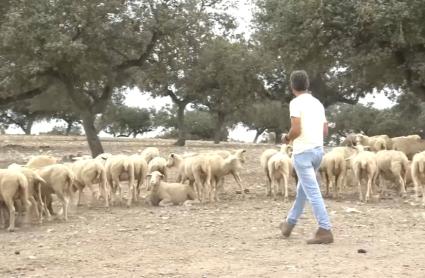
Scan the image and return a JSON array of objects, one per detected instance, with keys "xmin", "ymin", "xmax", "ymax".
[
  {"xmin": 411, "ymin": 151, "xmax": 425, "ymax": 206},
  {"xmin": 7, "ymin": 164, "xmax": 45, "ymax": 224},
  {"xmin": 70, "ymin": 159, "xmax": 109, "ymax": 208},
  {"xmin": 0, "ymin": 169, "xmax": 30, "ymax": 232},
  {"xmin": 148, "ymin": 157, "xmax": 168, "ymax": 181},
  {"xmin": 129, "ymin": 154, "xmax": 148, "ymax": 200},
  {"xmin": 147, "ymin": 171, "xmax": 197, "ymax": 206},
  {"xmin": 267, "ymin": 149, "xmax": 292, "ymax": 201},
  {"xmin": 349, "ymin": 145, "xmax": 379, "ymax": 202},
  {"xmin": 391, "ymin": 136, "xmax": 425, "ymax": 160},
  {"xmin": 141, "ymin": 147, "xmax": 160, "ymax": 164},
  {"xmin": 375, "ymin": 150, "xmax": 409, "ymax": 197},
  {"xmin": 26, "ymin": 155, "xmax": 58, "ymax": 169},
  {"xmin": 104, "ymin": 155, "xmax": 135, "ymax": 207},
  {"xmin": 355, "ymin": 134, "xmax": 391, "ymax": 151},
  {"xmin": 37, "ymin": 164, "xmax": 75, "ymax": 221}
]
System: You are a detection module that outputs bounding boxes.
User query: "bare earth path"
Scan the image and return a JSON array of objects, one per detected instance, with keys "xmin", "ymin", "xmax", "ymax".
[{"xmin": 0, "ymin": 135, "xmax": 424, "ymax": 277}]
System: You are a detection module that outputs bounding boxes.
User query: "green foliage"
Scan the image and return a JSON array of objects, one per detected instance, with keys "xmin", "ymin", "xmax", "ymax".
[
  {"xmin": 154, "ymin": 106, "xmax": 228, "ymax": 141},
  {"xmin": 100, "ymin": 104, "xmax": 153, "ymax": 138},
  {"xmin": 0, "ymin": 101, "xmax": 47, "ymax": 134}
]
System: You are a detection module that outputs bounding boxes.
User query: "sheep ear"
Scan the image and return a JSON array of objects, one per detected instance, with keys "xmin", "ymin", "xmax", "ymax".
[
  {"xmin": 146, "ymin": 174, "xmax": 152, "ymax": 178},
  {"xmin": 170, "ymin": 153, "xmax": 175, "ymax": 158}
]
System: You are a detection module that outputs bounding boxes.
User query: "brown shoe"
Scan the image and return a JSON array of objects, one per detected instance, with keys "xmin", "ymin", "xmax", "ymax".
[
  {"xmin": 306, "ymin": 227, "xmax": 334, "ymax": 244},
  {"xmin": 279, "ymin": 221, "xmax": 295, "ymax": 238}
]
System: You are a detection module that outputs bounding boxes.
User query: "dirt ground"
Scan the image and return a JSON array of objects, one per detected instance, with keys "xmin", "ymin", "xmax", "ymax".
[{"xmin": 0, "ymin": 135, "xmax": 424, "ymax": 278}]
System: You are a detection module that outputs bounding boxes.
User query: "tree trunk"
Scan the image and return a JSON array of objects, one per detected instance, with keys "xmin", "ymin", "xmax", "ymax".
[
  {"xmin": 213, "ymin": 112, "xmax": 226, "ymax": 144},
  {"xmin": 23, "ymin": 119, "xmax": 34, "ymax": 135},
  {"xmin": 81, "ymin": 113, "xmax": 104, "ymax": 157},
  {"xmin": 175, "ymin": 103, "xmax": 187, "ymax": 146},
  {"xmin": 65, "ymin": 121, "xmax": 73, "ymax": 136},
  {"xmin": 253, "ymin": 128, "xmax": 265, "ymax": 143}
]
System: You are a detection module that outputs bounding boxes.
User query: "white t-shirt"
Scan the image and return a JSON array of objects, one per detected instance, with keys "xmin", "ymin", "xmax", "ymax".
[{"xmin": 289, "ymin": 93, "xmax": 326, "ymax": 154}]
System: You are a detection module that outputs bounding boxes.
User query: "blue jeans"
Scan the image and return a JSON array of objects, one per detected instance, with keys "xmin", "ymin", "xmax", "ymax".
[{"xmin": 286, "ymin": 146, "xmax": 331, "ymax": 230}]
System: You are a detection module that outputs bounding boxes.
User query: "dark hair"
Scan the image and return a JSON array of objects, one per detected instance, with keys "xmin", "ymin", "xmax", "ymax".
[{"xmin": 290, "ymin": 70, "xmax": 310, "ymax": 91}]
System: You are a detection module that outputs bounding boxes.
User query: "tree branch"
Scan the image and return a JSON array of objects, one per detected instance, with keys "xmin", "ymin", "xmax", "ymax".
[{"xmin": 0, "ymin": 88, "xmax": 44, "ymax": 106}]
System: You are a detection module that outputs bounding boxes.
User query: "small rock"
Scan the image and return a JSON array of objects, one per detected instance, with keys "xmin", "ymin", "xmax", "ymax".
[
  {"xmin": 357, "ymin": 249, "xmax": 367, "ymax": 254},
  {"xmin": 14, "ymin": 251, "xmax": 20, "ymax": 255},
  {"xmin": 28, "ymin": 255, "xmax": 37, "ymax": 260},
  {"xmin": 46, "ymin": 229, "xmax": 54, "ymax": 233}
]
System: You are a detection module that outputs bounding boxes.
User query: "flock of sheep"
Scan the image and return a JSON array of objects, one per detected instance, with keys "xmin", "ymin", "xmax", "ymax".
[
  {"xmin": 1, "ymin": 134, "xmax": 425, "ymax": 233},
  {"xmin": 0, "ymin": 147, "xmax": 247, "ymax": 232}
]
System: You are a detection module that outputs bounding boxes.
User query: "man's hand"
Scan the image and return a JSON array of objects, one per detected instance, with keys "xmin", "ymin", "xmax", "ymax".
[{"xmin": 281, "ymin": 133, "xmax": 290, "ymax": 144}]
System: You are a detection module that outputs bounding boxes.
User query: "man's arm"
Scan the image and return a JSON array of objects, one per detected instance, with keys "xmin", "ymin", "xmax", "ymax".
[
  {"xmin": 283, "ymin": 116, "xmax": 301, "ymax": 143},
  {"xmin": 323, "ymin": 122, "xmax": 329, "ymax": 137}
]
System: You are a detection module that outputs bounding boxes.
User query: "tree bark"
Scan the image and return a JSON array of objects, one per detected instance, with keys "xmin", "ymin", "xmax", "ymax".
[
  {"xmin": 81, "ymin": 113, "xmax": 104, "ymax": 157},
  {"xmin": 213, "ymin": 112, "xmax": 226, "ymax": 144},
  {"xmin": 175, "ymin": 102, "xmax": 187, "ymax": 146}
]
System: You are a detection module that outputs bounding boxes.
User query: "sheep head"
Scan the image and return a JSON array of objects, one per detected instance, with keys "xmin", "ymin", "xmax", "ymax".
[
  {"xmin": 234, "ymin": 149, "xmax": 246, "ymax": 163},
  {"xmin": 147, "ymin": 171, "xmax": 164, "ymax": 190}
]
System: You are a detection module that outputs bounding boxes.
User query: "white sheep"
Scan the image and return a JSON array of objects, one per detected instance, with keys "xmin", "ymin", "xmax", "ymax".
[
  {"xmin": 411, "ymin": 151, "xmax": 425, "ymax": 206},
  {"xmin": 147, "ymin": 171, "xmax": 197, "ymax": 206},
  {"xmin": 355, "ymin": 134, "xmax": 392, "ymax": 152},
  {"xmin": 207, "ymin": 149, "xmax": 247, "ymax": 202},
  {"xmin": 37, "ymin": 164, "xmax": 75, "ymax": 221},
  {"xmin": 141, "ymin": 147, "xmax": 160, "ymax": 164},
  {"xmin": 7, "ymin": 164, "xmax": 45, "ymax": 224},
  {"xmin": 349, "ymin": 145, "xmax": 379, "ymax": 202},
  {"xmin": 166, "ymin": 153, "xmax": 189, "ymax": 182},
  {"xmin": 104, "ymin": 155, "xmax": 135, "ymax": 207},
  {"xmin": 148, "ymin": 156, "xmax": 168, "ymax": 181},
  {"xmin": 129, "ymin": 154, "xmax": 148, "ymax": 200},
  {"xmin": 181, "ymin": 155, "xmax": 212, "ymax": 203},
  {"xmin": 375, "ymin": 150, "xmax": 409, "ymax": 197},
  {"xmin": 260, "ymin": 149, "xmax": 279, "ymax": 196},
  {"xmin": 391, "ymin": 136, "xmax": 425, "ymax": 160},
  {"xmin": 26, "ymin": 155, "xmax": 58, "ymax": 169},
  {"xmin": 267, "ymin": 150, "xmax": 292, "ymax": 201},
  {"xmin": 70, "ymin": 159, "xmax": 109, "ymax": 208},
  {"xmin": 0, "ymin": 169, "xmax": 31, "ymax": 232},
  {"xmin": 319, "ymin": 150, "xmax": 347, "ymax": 199}
]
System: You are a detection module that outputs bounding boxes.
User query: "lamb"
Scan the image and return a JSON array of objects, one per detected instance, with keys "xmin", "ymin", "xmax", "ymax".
[
  {"xmin": 148, "ymin": 156, "xmax": 168, "ymax": 181},
  {"xmin": 411, "ymin": 151, "xmax": 425, "ymax": 206},
  {"xmin": 319, "ymin": 151, "xmax": 347, "ymax": 199},
  {"xmin": 166, "ymin": 153, "xmax": 188, "ymax": 182},
  {"xmin": 207, "ymin": 149, "xmax": 247, "ymax": 202},
  {"xmin": 349, "ymin": 145, "xmax": 379, "ymax": 202},
  {"xmin": 147, "ymin": 171, "xmax": 197, "ymax": 206},
  {"xmin": 129, "ymin": 154, "xmax": 148, "ymax": 200},
  {"xmin": 267, "ymin": 150, "xmax": 292, "ymax": 201},
  {"xmin": 141, "ymin": 147, "xmax": 160, "ymax": 164},
  {"xmin": 391, "ymin": 136, "xmax": 425, "ymax": 160},
  {"xmin": 37, "ymin": 164, "xmax": 75, "ymax": 221},
  {"xmin": 70, "ymin": 159, "xmax": 109, "ymax": 208},
  {"xmin": 25, "ymin": 155, "xmax": 58, "ymax": 169},
  {"xmin": 104, "ymin": 155, "xmax": 135, "ymax": 207},
  {"xmin": 375, "ymin": 150, "xmax": 409, "ymax": 197},
  {"xmin": 7, "ymin": 164, "xmax": 45, "ymax": 224},
  {"xmin": 0, "ymin": 169, "xmax": 31, "ymax": 231},
  {"xmin": 355, "ymin": 134, "xmax": 391, "ymax": 151}
]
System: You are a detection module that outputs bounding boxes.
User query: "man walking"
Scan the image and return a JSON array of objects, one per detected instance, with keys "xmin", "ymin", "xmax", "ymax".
[{"xmin": 280, "ymin": 70, "xmax": 333, "ymax": 244}]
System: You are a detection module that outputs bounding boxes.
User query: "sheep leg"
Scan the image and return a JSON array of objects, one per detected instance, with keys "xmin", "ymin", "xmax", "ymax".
[
  {"xmin": 397, "ymin": 174, "xmax": 407, "ymax": 198},
  {"xmin": 271, "ymin": 178, "xmax": 278, "ymax": 201},
  {"xmin": 29, "ymin": 196, "xmax": 41, "ymax": 224},
  {"xmin": 365, "ymin": 175, "xmax": 373, "ymax": 203},
  {"xmin": 0, "ymin": 206, "xmax": 5, "ymax": 229},
  {"xmin": 158, "ymin": 199, "xmax": 173, "ymax": 207},
  {"xmin": 283, "ymin": 175, "xmax": 289, "ymax": 202},
  {"xmin": 232, "ymin": 172, "xmax": 245, "ymax": 197},
  {"xmin": 5, "ymin": 198, "xmax": 16, "ymax": 232},
  {"xmin": 356, "ymin": 171, "xmax": 364, "ymax": 202},
  {"xmin": 193, "ymin": 171, "xmax": 205, "ymax": 203}
]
